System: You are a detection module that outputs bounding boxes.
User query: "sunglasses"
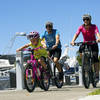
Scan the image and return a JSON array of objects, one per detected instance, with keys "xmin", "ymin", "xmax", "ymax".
[
  {"xmin": 27, "ymin": 35, "xmax": 34, "ymax": 40},
  {"xmin": 83, "ymin": 18, "xmax": 90, "ymax": 21},
  {"xmin": 46, "ymin": 25, "xmax": 52, "ymax": 28}
]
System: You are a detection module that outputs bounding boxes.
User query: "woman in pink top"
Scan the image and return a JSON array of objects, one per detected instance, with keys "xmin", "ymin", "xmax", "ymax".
[{"xmin": 71, "ymin": 14, "xmax": 100, "ymax": 81}]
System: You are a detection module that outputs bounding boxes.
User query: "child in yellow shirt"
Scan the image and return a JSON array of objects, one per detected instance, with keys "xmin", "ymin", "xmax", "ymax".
[{"xmin": 16, "ymin": 31, "xmax": 48, "ymax": 70}]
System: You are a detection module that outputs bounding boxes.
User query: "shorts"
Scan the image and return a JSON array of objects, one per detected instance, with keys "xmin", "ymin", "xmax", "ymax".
[
  {"xmin": 48, "ymin": 48, "xmax": 62, "ymax": 60},
  {"xmin": 79, "ymin": 43, "xmax": 99, "ymax": 63}
]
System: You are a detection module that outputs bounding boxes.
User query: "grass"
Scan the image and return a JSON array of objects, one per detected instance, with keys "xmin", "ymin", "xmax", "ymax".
[{"xmin": 88, "ymin": 89, "xmax": 100, "ymax": 95}]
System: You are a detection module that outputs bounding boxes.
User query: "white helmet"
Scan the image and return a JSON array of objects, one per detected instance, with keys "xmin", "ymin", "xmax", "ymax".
[{"xmin": 82, "ymin": 14, "xmax": 92, "ymax": 21}]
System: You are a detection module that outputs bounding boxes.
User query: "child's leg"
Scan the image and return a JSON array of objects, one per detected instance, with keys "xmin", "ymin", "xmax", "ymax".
[{"xmin": 38, "ymin": 57, "xmax": 47, "ymax": 69}]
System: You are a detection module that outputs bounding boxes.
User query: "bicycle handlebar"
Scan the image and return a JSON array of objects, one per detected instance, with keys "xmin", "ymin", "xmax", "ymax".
[
  {"xmin": 74, "ymin": 41, "xmax": 97, "ymax": 46},
  {"xmin": 23, "ymin": 46, "xmax": 42, "ymax": 52}
]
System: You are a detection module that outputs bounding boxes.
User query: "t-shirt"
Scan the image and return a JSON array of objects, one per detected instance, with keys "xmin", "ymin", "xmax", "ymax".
[
  {"xmin": 29, "ymin": 39, "xmax": 48, "ymax": 59},
  {"xmin": 41, "ymin": 29, "xmax": 61, "ymax": 48},
  {"xmin": 76, "ymin": 24, "xmax": 99, "ymax": 42}
]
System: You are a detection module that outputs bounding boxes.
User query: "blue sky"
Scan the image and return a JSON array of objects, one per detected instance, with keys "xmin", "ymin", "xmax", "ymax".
[{"xmin": 0, "ymin": 0, "xmax": 100, "ymax": 57}]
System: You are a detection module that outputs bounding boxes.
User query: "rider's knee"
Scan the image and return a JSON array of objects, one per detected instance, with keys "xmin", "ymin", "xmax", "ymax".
[
  {"xmin": 38, "ymin": 59, "xmax": 41, "ymax": 63},
  {"xmin": 53, "ymin": 59, "xmax": 58, "ymax": 64},
  {"xmin": 53, "ymin": 57, "xmax": 59, "ymax": 63}
]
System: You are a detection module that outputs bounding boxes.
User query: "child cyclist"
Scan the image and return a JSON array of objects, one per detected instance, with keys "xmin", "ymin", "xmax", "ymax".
[{"xmin": 16, "ymin": 31, "xmax": 48, "ymax": 70}]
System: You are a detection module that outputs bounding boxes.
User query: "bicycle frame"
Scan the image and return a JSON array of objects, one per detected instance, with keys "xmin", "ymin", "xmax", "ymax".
[
  {"xmin": 74, "ymin": 41, "xmax": 96, "ymax": 63},
  {"xmin": 47, "ymin": 56, "xmax": 57, "ymax": 76},
  {"xmin": 82, "ymin": 45, "xmax": 93, "ymax": 71},
  {"xmin": 24, "ymin": 47, "xmax": 42, "ymax": 80},
  {"xmin": 23, "ymin": 47, "xmax": 50, "ymax": 92}
]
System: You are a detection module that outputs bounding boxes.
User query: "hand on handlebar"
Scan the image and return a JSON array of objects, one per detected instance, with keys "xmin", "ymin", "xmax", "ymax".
[
  {"xmin": 96, "ymin": 39, "xmax": 100, "ymax": 43},
  {"xmin": 16, "ymin": 49, "xmax": 22, "ymax": 52},
  {"xmin": 70, "ymin": 41, "xmax": 75, "ymax": 46},
  {"xmin": 42, "ymin": 43, "xmax": 47, "ymax": 49},
  {"xmin": 16, "ymin": 49, "xmax": 19, "ymax": 52}
]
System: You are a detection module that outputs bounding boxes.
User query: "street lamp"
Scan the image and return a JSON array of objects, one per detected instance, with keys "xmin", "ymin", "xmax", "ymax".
[
  {"xmin": 2, "ymin": 32, "xmax": 27, "ymax": 55},
  {"xmin": 16, "ymin": 32, "xmax": 26, "ymax": 36}
]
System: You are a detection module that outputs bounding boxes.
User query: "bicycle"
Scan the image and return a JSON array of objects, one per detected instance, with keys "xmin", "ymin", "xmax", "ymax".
[
  {"xmin": 46, "ymin": 55, "xmax": 63, "ymax": 88},
  {"xmin": 74, "ymin": 41, "xmax": 98, "ymax": 89},
  {"xmin": 23, "ymin": 47, "xmax": 50, "ymax": 92}
]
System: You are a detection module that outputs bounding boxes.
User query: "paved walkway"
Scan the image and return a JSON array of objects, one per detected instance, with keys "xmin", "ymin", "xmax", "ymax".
[
  {"xmin": 79, "ymin": 95, "xmax": 100, "ymax": 100},
  {"xmin": 0, "ymin": 85, "xmax": 100, "ymax": 100}
]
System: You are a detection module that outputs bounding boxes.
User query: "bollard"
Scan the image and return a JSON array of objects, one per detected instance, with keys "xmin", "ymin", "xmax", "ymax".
[
  {"xmin": 16, "ymin": 51, "xmax": 24, "ymax": 90},
  {"xmin": 79, "ymin": 66, "xmax": 83, "ymax": 86}
]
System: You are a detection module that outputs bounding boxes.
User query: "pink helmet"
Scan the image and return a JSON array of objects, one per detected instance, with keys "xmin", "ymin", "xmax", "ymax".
[{"xmin": 27, "ymin": 31, "xmax": 40, "ymax": 39}]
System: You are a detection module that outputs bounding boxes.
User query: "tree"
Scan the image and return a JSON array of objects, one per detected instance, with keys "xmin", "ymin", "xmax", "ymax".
[
  {"xmin": 76, "ymin": 51, "xmax": 82, "ymax": 66},
  {"xmin": 98, "ymin": 55, "xmax": 100, "ymax": 71}
]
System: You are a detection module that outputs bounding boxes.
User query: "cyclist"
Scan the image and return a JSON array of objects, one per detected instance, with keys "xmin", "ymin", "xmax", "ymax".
[
  {"xmin": 70, "ymin": 14, "xmax": 100, "ymax": 82},
  {"xmin": 16, "ymin": 31, "xmax": 48, "ymax": 71},
  {"xmin": 41, "ymin": 21, "xmax": 63, "ymax": 81}
]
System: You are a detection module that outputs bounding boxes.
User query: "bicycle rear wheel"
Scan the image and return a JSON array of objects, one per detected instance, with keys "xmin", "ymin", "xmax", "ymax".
[
  {"xmin": 82, "ymin": 54, "xmax": 90, "ymax": 89},
  {"xmin": 24, "ymin": 64, "xmax": 36, "ymax": 92}
]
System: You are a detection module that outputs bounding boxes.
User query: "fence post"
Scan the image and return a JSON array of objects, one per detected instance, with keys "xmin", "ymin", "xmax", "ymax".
[
  {"xmin": 16, "ymin": 51, "xmax": 24, "ymax": 90},
  {"xmin": 79, "ymin": 66, "xmax": 83, "ymax": 86}
]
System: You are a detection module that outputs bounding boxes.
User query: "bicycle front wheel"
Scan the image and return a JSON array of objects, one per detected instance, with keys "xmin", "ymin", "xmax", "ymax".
[
  {"xmin": 82, "ymin": 54, "xmax": 90, "ymax": 89},
  {"xmin": 24, "ymin": 64, "xmax": 36, "ymax": 92}
]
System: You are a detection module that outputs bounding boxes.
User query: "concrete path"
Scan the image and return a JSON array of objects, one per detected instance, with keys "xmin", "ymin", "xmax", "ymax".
[{"xmin": 0, "ymin": 85, "xmax": 99, "ymax": 100}]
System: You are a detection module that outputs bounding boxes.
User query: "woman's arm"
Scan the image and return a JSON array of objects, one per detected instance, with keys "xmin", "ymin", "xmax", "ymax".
[
  {"xmin": 70, "ymin": 34, "xmax": 79, "ymax": 46},
  {"xmin": 96, "ymin": 33, "xmax": 100, "ymax": 42}
]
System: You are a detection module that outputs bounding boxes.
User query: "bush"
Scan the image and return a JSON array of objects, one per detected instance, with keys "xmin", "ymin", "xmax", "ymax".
[{"xmin": 88, "ymin": 89, "xmax": 100, "ymax": 95}]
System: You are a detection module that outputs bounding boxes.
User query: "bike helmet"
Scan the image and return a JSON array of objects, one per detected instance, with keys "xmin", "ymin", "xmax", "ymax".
[
  {"xmin": 27, "ymin": 31, "xmax": 40, "ymax": 40},
  {"xmin": 45, "ymin": 21, "xmax": 53, "ymax": 28},
  {"xmin": 82, "ymin": 14, "xmax": 92, "ymax": 21}
]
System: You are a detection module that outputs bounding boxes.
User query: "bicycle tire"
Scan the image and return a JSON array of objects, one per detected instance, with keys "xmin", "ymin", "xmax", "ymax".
[
  {"xmin": 41, "ymin": 70, "xmax": 50, "ymax": 91},
  {"xmin": 82, "ymin": 54, "xmax": 90, "ymax": 89},
  {"xmin": 91, "ymin": 66, "xmax": 97, "ymax": 88},
  {"xmin": 24, "ymin": 64, "xmax": 36, "ymax": 92}
]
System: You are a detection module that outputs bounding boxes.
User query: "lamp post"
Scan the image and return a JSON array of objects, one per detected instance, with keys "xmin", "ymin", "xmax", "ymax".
[
  {"xmin": 16, "ymin": 32, "xmax": 26, "ymax": 36},
  {"xmin": 2, "ymin": 32, "xmax": 27, "ymax": 55}
]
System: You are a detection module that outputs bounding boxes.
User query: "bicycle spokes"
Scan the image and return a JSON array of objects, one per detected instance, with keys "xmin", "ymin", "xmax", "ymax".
[
  {"xmin": 26, "ymin": 69, "xmax": 33, "ymax": 79},
  {"xmin": 24, "ymin": 64, "xmax": 36, "ymax": 92}
]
